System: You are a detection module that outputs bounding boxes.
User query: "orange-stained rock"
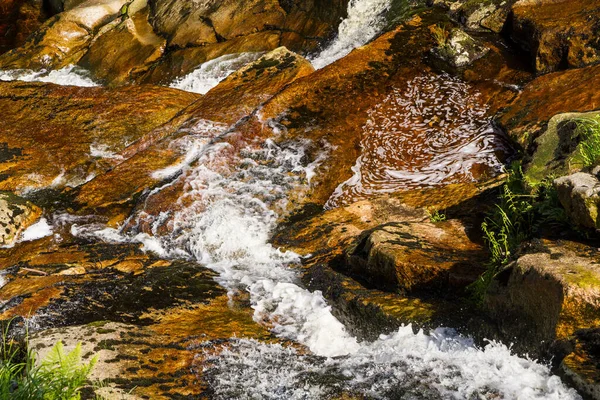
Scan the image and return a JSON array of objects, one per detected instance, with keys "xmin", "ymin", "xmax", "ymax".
[
  {"xmin": 0, "ymin": 0, "xmax": 131, "ymax": 70},
  {"xmin": 78, "ymin": 7, "xmax": 166, "ymax": 86},
  {"xmin": 147, "ymin": 0, "xmax": 348, "ymax": 52},
  {"xmin": 344, "ymin": 220, "xmax": 487, "ymax": 293},
  {"xmin": 511, "ymin": 0, "xmax": 600, "ymax": 73},
  {"xmin": 139, "ymin": 31, "xmax": 281, "ymax": 85},
  {"xmin": 498, "ymin": 64, "xmax": 600, "ymax": 150},
  {"xmin": 256, "ymin": 12, "xmax": 527, "ymax": 209},
  {"xmin": 0, "ymin": 81, "xmax": 199, "ymax": 195},
  {"xmin": 0, "ymin": 0, "xmax": 48, "ymax": 55},
  {"xmin": 75, "ymin": 48, "xmax": 314, "ymax": 218},
  {"xmin": 0, "ymin": 191, "xmax": 42, "ymax": 246}
]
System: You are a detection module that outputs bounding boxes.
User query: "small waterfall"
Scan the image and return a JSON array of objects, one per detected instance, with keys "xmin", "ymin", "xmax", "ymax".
[
  {"xmin": 0, "ymin": 65, "xmax": 98, "ymax": 87},
  {"xmin": 169, "ymin": 52, "xmax": 264, "ymax": 94},
  {"xmin": 310, "ymin": 0, "xmax": 393, "ymax": 69}
]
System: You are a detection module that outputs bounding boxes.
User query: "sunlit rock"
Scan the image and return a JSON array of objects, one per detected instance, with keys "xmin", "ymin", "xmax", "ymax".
[
  {"xmin": 75, "ymin": 47, "xmax": 314, "ymax": 220},
  {"xmin": 0, "ymin": 0, "xmax": 132, "ymax": 70},
  {"xmin": 0, "ymin": 81, "xmax": 199, "ymax": 194},
  {"xmin": 0, "ymin": 191, "xmax": 41, "ymax": 246},
  {"xmin": 524, "ymin": 111, "xmax": 600, "ymax": 185},
  {"xmin": 78, "ymin": 6, "xmax": 165, "ymax": 85},
  {"xmin": 511, "ymin": 0, "xmax": 600, "ymax": 73},
  {"xmin": 554, "ymin": 172, "xmax": 600, "ymax": 230},
  {"xmin": 344, "ymin": 220, "xmax": 487, "ymax": 293},
  {"xmin": 484, "ymin": 238, "xmax": 600, "ymax": 357},
  {"xmin": 431, "ymin": 27, "xmax": 489, "ymax": 68},
  {"xmin": 499, "ymin": 63, "xmax": 600, "ymax": 150}
]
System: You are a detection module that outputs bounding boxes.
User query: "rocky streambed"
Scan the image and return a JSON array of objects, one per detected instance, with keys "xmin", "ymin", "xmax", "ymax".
[{"xmin": 0, "ymin": 0, "xmax": 600, "ymax": 399}]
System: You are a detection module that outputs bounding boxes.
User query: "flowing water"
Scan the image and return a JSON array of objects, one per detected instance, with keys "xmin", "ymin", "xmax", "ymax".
[
  {"xmin": 169, "ymin": 52, "xmax": 264, "ymax": 94},
  {"xmin": 1, "ymin": 0, "xmax": 583, "ymax": 397},
  {"xmin": 0, "ymin": 65, "xmax": 98, "ymax": 86},
  {"xmin": 326, "ymin": 73, "xmax": 511, "ymax": 208}
]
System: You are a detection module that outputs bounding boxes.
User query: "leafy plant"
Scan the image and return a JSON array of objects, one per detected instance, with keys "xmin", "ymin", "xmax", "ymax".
[
  {"xmin": 470, "ymin": 163, "xmax": 570, "ymax": 301},
  {"xmin": 426, "ymin": 208, "xmax": 447, "ymax": 223},
  {"xmin": 573, "ymin": 115, "xmax": 600, "ymax": 168},
  {"xmin": 430, "ymin": 24, "xmax": 450, "ymax": 48},
  {"xmin": 0, "ymin": 321, "xmax": 97, "ymax": 399}
]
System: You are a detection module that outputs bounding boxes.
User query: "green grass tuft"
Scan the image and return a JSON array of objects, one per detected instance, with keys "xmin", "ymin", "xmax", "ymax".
[{"xmin": 574, "ymin": 115, "xmax": 600, "ymax": 169}]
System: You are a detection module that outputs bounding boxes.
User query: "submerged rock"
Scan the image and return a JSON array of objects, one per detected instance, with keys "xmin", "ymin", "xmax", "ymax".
[
  {"xmin": 0, "ymin": 191, "xmax": 41, "ymax": 246},
  {"xmin": 554, "ymin": 172, "xmax": 600, "ymax": 231},
  {"xmin": 510, "ymin": 0, "xmax": 600, "ymax": 73},
  {"xmin": 484, "ymin": 239, "xmax": 600, "ymax": 358}
]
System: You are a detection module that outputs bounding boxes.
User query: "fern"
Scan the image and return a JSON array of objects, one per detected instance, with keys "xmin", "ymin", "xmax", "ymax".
[{"xmin": 0, "ymin": 322, "xmax": 97, "ymax": 400}]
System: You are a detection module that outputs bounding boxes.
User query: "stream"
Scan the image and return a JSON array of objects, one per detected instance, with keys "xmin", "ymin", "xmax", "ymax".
[{"xmin": 0, "ymin": 0, "xmax": 583, "ymax": 398}]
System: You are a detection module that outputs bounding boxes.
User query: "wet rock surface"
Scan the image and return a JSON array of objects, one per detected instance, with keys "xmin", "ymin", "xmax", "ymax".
[
  {"xmin": 1, "ymin": 1, "xmax": 600, "ymax": 398},
  {"xmin": 0, "ymin": 81, "xmax": 199, "ymax": 195},
  {"xmin": 511, "ymin": 0, "xmax": 600, "ymax": 74}
]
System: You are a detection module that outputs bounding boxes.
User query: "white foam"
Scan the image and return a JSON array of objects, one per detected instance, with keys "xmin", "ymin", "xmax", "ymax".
[
  {"xmin": 203, "ymin": 328, "xmax": 580, "ymax": 399},
  {"xmin": 90, "ymin": 144, "xmax": 123, "ymax": 160},
  {"xmin": 170, "ymin": 52, "xmax": 263, "ymax": 94},
  {"xmin": 20, "ymin": 218, "xmax": 53, "ymax": 242},
  {"xmin": 310, "ymin": 0, "xmax": 392, "ymax": 69},
  {"xmin": 0, "ymin": 65, "xmax": 99, "ymax": 87}
]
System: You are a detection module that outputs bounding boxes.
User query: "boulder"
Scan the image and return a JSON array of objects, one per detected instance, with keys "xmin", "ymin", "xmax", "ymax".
[
  {"xmin": 0, "ymin": 0, "xmax": 131, "ymax": 70},
  {"xmin": 148, "ymin": 0, "xmax": 286, "ymax": 48},
  {"xmin": 484, "ymin": 239, "xmax": 600, "ymax": 357},
  {"xmin": 0, "ymin": 191, "xmax": 41, "ymax": 246},
  {"xmin": 78, "ymin": 7, "xmax": 165, "ymax": 86},
  {"xmin": 0, "ymin": 81, "xmax": 199, "ymax": 195},
  {"xmin": 430, "ymin": 0, "xmax": 518, "ymax": 33},
  {"xmin": 431, "ymin": 27, "xmax": 489, "ymax": 68},
  {"xmin": 561, "ymin": 327, "xmax": 600, "ymax": 400},
  {"xmin": 524, "ymin": 111, "xmax": 600, "ymax": 185},
  {"xmin": 510, "ymin": 0, "xmax": 600, "ymax": 73},
  {"xmin": 344, "ymin": 220, "xmax": 487, "ymax": 293},
  {"xmin": 554, "ymin": 172, "xmax": 600, "ymax": 230},
  {"xmin": 147, "ymin": 0, "xmax": 348, "ymax": 52}
]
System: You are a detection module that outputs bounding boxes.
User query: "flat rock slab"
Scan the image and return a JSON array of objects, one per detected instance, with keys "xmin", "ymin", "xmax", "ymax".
[{"xmin": 0, "ymin": 81, "xmax": 199, "ymax": 196}]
